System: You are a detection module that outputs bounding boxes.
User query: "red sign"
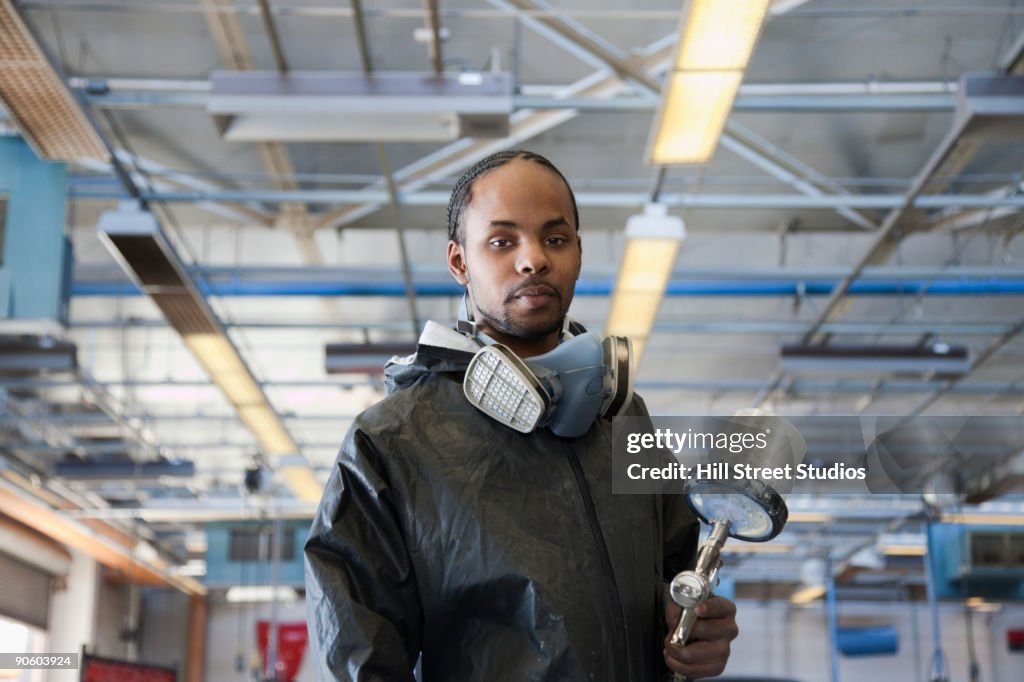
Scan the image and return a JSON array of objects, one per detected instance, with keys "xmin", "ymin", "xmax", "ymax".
[
  {"xmin": 1009, "ymin": 628, "xmax": 1024, "ymax": 652},
  {"xmin": 81, "ymin": 654, "xmax": 176, "ymax": 682},
  {"xmin": 257, "ymin": 621, "xmax": 309, "ymax": 681}
]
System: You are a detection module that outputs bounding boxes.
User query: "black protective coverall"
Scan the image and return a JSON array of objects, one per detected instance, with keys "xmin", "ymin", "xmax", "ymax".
[{"xmin": 305, "ymin": 322, "xmax": 699, "ymax": 681}]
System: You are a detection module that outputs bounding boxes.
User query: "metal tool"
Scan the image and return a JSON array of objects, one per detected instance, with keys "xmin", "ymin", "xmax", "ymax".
[{"xmin": 669, "ymin": 477, "xmax": 789, "ymax": 647}]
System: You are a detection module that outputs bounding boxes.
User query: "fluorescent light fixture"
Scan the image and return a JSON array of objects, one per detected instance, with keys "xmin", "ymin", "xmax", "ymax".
[
  {"xmin": 880, "ymin": 545, "xmax": 927, "ymax": 557},
  {"xmin": 0, "ymin": 0, "xmax": 108, "ymax": 160},
  {"xmin": 675, "ymin": 0, "xmax": 772, "ymax": 71},
  {"xmin": 786, "ymin": 512, "xmax": 835, "ymax": 523},
  {"xmin": 325, "ymin": 342, "xmax": 417, "ymax": 375},
  {"xmin": 789, "ymin": 584, "xmax": 826, "ymax": 605},
  {"xmin": 0, "ymin": 337, "xmax": 77, "ymax": 374},
  {"xmin": 780, "ymin": 342, "xmax": 970, "ymax": 375},
  {"xmin": 650, "ymin": 71, "xmax": 742, "ymax": 164},
  {"xmin": 209, "ymin": 71, "xmax": 512, "ymax": 142},
  {"xmin": 279, "ymin": 465, "xmax": 326, "ymax": 504},
  {"xmin": 605, "ymin": 204, "xmax": 685, "ymax": 361},
  {"xmin": 225, "ymin": 586, "xmax": 298, "ymax": 604},
  {"xmin": 722, "ymin": 543, "xmax": 794, "ymax": 554},
  {"xmin": 236, "ymin": 404, "xmax": 296, "ymax": 455},
  {"xmin": 648, "ymin": 0, "xmax": 771, "ymax": 165},
  {"xmin": 941, "ymin": 512, "xmax": 1024, "ymax": 526},
  {"xmin": 965, "ymin": 597, "xmax": 1002, "ymax": 612},
  {"xmin": 97, "ymin": 204, "xmax": 321, "ymax": 502}
]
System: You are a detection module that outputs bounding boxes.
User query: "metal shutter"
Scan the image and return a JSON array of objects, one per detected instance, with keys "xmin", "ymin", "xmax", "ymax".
[{"xmin": 0, "ymin": 552, "xmax": 51, "ymax": 629}]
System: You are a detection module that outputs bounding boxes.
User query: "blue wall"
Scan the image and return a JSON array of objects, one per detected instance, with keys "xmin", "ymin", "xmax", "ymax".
[{"xmin": 0, "ymin": 137, "xmax": 70, "ymax": 324}]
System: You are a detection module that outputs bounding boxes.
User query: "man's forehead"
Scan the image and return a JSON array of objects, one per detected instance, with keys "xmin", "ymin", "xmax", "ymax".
[{"xmin": 469, "ymin": 160, "xmax": 574, "ymax": 210}]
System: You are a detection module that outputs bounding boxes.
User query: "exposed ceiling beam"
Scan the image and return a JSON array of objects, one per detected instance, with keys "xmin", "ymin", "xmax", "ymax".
[
  {"xmin": 77, "ymin": 152, "xmax": 274, "ymax": 226},
  {"xmin": 256, "ymin": 0, "xmax": 288, "ymax": 72},
  {"xmin": 422, "ymin": 0, "xmax": 443, "ymax": 75},
  {"xmin": 312, "ymin": 36, "xmax": 678, "ymax": 231},
  {"xmin": 72, "ymin": 75, "xmax": 959, "ymax": 111},
  {"xmin": 905, "ymin": 316, "xmax": 1024, "ymax": 417},
  {"xmin": 484, "ymin": 0, "xmax": 879, "ymax": 234},
  {"xmin": 0, "ymin": 473, "xmax": 205, "ymax": 595},
  {"xmin": 199, "ymin": 0, "xmax": 345, "ymax": 325},
  {"xmin": 66, "ymin": 187, "xmax": 1024, "ymax": 210}
]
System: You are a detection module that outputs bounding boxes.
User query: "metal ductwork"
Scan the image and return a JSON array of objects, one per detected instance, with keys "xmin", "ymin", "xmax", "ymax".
[{"xmin": 208, "ymin": 71, "xmax": 513, "ymax": 142}]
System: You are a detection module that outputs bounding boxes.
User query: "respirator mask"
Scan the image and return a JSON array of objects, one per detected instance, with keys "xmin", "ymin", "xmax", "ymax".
[{"xmin": 457, "ymin": 297, "xmax": 634, "ymax": 438}]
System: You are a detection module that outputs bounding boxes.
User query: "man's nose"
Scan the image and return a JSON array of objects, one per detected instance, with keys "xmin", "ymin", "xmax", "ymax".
[{"xmin": 516, "ymin": 240, "xmax": 551, "ymax": 274}]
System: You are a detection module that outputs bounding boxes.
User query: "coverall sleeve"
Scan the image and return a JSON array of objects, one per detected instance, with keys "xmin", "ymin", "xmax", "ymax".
[
  {"xmin": 627, "ymin": 394, "xmax": 700, "ymax": 576},
  {"xmin": 304, "ymin": 426, "xmax": 423, "ymax": 681},
  {"xmin": 663, "ymin": 492, "xmax": 700, "ymax": 576}
]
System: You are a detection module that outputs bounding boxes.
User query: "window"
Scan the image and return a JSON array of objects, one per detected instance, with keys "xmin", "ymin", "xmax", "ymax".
[{"xmin": 228, "ymin": 527, "xmax": 295, "ymax": 562}]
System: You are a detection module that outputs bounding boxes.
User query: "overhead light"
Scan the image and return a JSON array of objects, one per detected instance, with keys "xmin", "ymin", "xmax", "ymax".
[
  {"xmin": 605, "ymin": 204, "xmax": 685, "ymax": 361},
  {"xmin": 97, "ymin": 203, "xmax": 322, "ymax": 502},
  {"xmin": 881, "ymin": 545, "xmax": 928, "ymax": 557},
  {"xmin": 941, "ymin": 512, "xmax": 1024, "ymax": 526},
  {"xmin": 209, "ymin": 71, "xmax": 512, "ymax": 142},
  {"xmin": 225, "ymin": 585, "xmax": 298, "ymax": 604},
  {"xmin": 789, "ymin": 584, "xmax": 826, "ymax": 605},
  {"xmin": 965, "ymin": 597, "xmax": 1002, "ymax": 612},
  {"xmin": 54, "ymin": 458, "xmax": 195, "ymax": 480},
  {"xmin": 0, "ymin": 0, "xmax": 108, "ymax": 160},
  {"xmin": 0, "ymin": 337, "xmax": 77, "ymax": 374},
  {"xmin": 325, "ymin": 342, "xmax": 417, "ymax": 375},
  {"xmin": 722, "ymin": 542, "xmax": 794, "ymax": 554},
  {"xmin": 674, "ymin": 0, "xmax": 772, "ymax": 70},
  {"xmin": 787, "ymin": 512, "xmax": 835, "ymax": 523},
  {"xmin": 647, "ymin": 0, "xmax": 771, "ymax": 165},
  {"xmin": 780, "ymin": 342, "xmax": 970, "ymax": 375},
  {"xmin": 276, "ymin": 455, "xmax": 325, "ymax": 503},
  {"xmin": 650, "ymin": 71, "xmax": 742, "ymax": 164}
]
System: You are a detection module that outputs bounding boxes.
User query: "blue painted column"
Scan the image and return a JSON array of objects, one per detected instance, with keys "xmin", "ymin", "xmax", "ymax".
[{"xmin": 0, "ymin": 137, "xmax": 71, "ymax": 327}]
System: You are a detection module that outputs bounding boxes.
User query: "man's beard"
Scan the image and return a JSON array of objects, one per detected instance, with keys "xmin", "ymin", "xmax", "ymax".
[{"xmin": 473, "ymin": 282, "xmax": 569, "ymax": 341}]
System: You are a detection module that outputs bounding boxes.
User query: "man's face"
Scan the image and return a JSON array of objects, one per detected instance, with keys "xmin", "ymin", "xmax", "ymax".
[{"xmin": 447, "ymin": 159, "xmax": 582, "ymax": 357}]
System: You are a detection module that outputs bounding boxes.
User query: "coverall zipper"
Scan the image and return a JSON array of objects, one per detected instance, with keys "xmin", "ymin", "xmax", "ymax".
[{"xmin": 564, "ymin": 442, "xmax": 633, "ymax": 681}]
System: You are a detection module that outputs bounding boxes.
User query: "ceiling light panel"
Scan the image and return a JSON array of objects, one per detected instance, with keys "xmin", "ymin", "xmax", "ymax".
[
  {"xmin": 606, "ymin": 204, "xmax": 686, "ymax": 359},
  {"xmin": 650, "ymin": 71, "xmax": 743, "ymax": 165},
  {"xmin": 676, "ymin": 0, "xmax": 772, "ymax": 71},
  {"xmin": 648, "ymin": 0, "xmax": 771, "ymax": 165},
  {"xmin": 0, "ymin": 0, "xmax": 108, "ymax": 161},
  {"xmin": 97, "ymin": 204, "xmax": 320, "ymax": 501}
]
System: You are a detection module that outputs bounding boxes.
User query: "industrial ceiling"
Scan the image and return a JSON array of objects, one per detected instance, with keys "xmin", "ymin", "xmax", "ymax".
[{"xmin": 0, "ymin": 0, "xmax": 1023, "ymax": 599}]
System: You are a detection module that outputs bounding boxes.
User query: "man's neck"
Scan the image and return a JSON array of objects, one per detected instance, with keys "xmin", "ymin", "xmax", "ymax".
[{"xmin": 476, "ymin": 325, "xmax": 561, "ymax": 359}]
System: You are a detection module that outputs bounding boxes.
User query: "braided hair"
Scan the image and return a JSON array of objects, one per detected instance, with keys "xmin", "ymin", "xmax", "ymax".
[{"xmin": 446, "ymin": 150, "xmax": 580, "ymax": 244}]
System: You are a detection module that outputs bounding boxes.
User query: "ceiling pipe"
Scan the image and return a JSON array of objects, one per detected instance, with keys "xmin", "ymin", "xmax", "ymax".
[
  {"xmin": 63, "ymin": 187, "xmax": 1024, "ymax": 209},
  {"xmin": 70, "ymin": 276, "xmax": 1024, "ymax": 298}
]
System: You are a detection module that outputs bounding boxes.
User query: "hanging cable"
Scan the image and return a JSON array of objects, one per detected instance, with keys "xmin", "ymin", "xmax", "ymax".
[{"xmin": 923, "ymin": 515, "xmax": 951, "ymax": 682}]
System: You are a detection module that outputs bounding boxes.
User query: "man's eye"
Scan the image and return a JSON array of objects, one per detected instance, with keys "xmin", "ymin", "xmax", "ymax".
[
  {"xmin": 546, "ymin": 237, "xmax": 568, "ymax": 246},
  {"xmin": 489, "ymin": 239, "xmax": 512, "ymax": 248}
]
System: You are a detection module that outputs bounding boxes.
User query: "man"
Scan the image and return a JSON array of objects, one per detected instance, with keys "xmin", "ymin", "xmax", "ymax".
[{"xmin": 305, "ymin": 150, "xmax": 738, "ymax": 680}]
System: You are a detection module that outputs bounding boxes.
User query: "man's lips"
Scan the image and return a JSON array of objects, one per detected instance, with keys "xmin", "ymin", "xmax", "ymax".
[
  {"xmin": 516, "ymin": 286, "xmax": 556, "ymax": 298},
  {"xmin": 511, "ymin": 285, "xmax": 558, "ymax": 309}
]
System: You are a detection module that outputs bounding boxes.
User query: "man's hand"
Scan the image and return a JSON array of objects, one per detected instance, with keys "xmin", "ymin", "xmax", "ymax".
[{"xmin": 663, "ymin": 595, "xmax": 739, "ymax": 679}]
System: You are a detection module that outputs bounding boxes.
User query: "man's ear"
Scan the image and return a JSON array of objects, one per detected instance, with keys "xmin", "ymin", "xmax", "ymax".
[
  {"xmin": 447, "ymin": 240, "xmax": 469, "ymax": 285},
  {"xmin": 574, "ymin": 233, "xmax": 583, "ymax": 279}
]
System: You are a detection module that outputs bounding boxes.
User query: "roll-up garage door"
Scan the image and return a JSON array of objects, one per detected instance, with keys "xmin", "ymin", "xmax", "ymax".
[{"xmin": 0, "ymin": 551, "xmax": 52, "ymax": 629}]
